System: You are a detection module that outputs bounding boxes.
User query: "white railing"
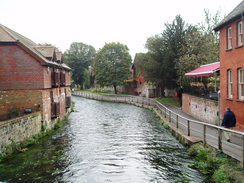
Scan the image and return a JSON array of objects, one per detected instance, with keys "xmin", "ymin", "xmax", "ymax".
[{"xmin": 72, "ymin": 91, "xmax": 244, "ymax": 169}]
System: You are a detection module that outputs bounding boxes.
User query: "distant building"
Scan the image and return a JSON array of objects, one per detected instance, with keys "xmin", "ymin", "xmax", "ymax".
[
  {"xmin": 123, "ymin": 53, "xmax": 155, "ymax": 97},
  {"xmin": 214, "ymin": 1, "xmax": 244, "ymax": 131},
  {"xmin": 0, "ymin": 24, "xmax": 72, "ymax": 128}
]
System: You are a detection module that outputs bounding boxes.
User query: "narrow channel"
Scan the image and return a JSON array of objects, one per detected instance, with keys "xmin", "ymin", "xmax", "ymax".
[{"xmin": 0, "ymin": 96, "xmax": 204, "ymax": 183}]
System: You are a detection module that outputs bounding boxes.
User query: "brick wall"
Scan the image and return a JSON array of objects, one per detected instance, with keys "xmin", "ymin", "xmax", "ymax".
[
  {"xmin": 0, "ymin": 89, "xmax": 42, "ymax": 120},
  {"xmin": 0, "ymin": 45, "xmax": 44, "ymax": 90},
  {"xmin": 43, "ymin": 66, "xmax": 52, "ymax": 88},
  {"xmin": 219, "ymin": 19, "xmax": 244, "ymax": 131},
  {"xmin": 42, "ymin": 87, "xmax": 71, "ymax": 128},
  {"xmin": 182, "ymin": 94, "xmax": 219, "ymax": 125}
]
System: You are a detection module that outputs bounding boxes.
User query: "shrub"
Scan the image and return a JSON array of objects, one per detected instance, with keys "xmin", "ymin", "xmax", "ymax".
[
  {"xmin": 7, "ymin": 107, "xmax": 20, "ymax": 119},
  {"xmin": 212, "ymin": 165, "xmax": 235, "ymax": 183}
]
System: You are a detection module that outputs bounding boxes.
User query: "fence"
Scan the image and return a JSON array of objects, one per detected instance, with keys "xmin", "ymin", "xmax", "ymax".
[{"xmin": 72, "ymin": 91, "xmax": 244, "ymax": 168}]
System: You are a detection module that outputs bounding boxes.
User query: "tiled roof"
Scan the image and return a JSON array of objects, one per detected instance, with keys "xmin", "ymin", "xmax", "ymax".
[
  {"xmin": 0, "ymin": 24, "xmax": 71, "ymax": 70},
  {"xmin": 33, "ymin": 46, "xmax": 56, "ymax": 58},
  {"xmin": 55, "ymin": 51, "xmax": 63, "ymax": 62},
  {"xmin": 214, "ymin": 1, "xmax": 244, "ymax": 31}
]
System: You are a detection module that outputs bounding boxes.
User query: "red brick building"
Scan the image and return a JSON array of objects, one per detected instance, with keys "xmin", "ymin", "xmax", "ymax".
[
  {"xmin": 0, "ymin": 24, "xmax": 72, "ymax": 128},
  {"xmin": 214, "ymin": 1, "xmax": 244, "ymax": 131},
  {"xmin": 123, "ymin": 53, "xmax": 146, "ymax": 95}
]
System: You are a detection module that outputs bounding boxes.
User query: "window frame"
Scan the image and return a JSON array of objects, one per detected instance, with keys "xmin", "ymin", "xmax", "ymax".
[
  {"xmin": 237, "ymin": 21, "xmax": 243, "ymax": 46},
  {"xmin": 228, "ymin": 69, "xmax": 233, "ymax": 98},
  {"xmin": 227, "ymin": 27, "xmax": 232, "ymax": 49},
  {"xmin": 238, "ymin": 68, "xmax": 244, "ymax": 100}
]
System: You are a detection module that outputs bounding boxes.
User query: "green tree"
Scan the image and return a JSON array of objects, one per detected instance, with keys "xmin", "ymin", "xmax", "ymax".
[
  {"xmin": 141, "ymin": 15, "xmax": 189, "ymax": 97},
  {"xmin": 94, "ymin": 42, "xmax": 132, "ymax": 94},
  {"xmin": 162, "ymin": 15, "xmax": 189, "ymax": 89},
  {"xmin": 178, "ymin": 9, "xmax": 221, "ymax": 86},
  {"xmin": 143, "ymin": 35, "xmax": 166, "ymax": 97},
  {"xmin": 64, "ymin": 42, "xmax": 96, "ymax": 89}
]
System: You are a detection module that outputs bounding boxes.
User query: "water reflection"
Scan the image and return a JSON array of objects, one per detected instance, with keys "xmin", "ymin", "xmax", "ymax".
[{"xmin": 0, "ymin": 96, "xmax": 204, "ymax": 183}]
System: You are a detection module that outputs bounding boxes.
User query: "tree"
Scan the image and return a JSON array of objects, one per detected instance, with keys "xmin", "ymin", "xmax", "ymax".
[
  {"xmin": 142, "ymin": 35, "xmax": 166, "ymax": 97},
  {"xmin": 177, "ymin": 9, "xmax": 222, "ymax": 86},
  {"xmin": 93, "ymin": 42, "xmax": 132, "ymax": 94},
  {"xmin": 140, "ymin": 15, "xmax": 189, "ymax": 97},
  {"xmin": 37, "ymin": 42, "xmax": 61, "ymax": 51},
  {"xmin": 64, "ymin": 42, "xmax": 96, "ymax": 89}
]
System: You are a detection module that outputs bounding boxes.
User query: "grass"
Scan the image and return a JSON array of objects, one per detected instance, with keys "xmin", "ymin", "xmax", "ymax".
[{"xmin": 156, "ymin": 97, "xmax": 180, "ymax": 107}]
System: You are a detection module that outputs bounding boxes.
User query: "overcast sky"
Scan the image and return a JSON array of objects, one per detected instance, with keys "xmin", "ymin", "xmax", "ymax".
[{"xmin": 0, "ymin": 0, "xmax": 242, "ymax": 58}]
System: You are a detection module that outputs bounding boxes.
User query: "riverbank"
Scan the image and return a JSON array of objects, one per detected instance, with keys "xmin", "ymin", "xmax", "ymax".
[{"xmin": 0, "ymin": 102, "xmax": 74, "ymax": 162}]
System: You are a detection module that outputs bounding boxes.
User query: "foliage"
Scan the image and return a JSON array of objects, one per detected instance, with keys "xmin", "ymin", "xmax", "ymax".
[
  {"xmin": 140, "ymin": 15, "xmax": 190, "ymax": 96},
  {"xmin": 178, "ymin": 10, "xmax": 221, "ymax": 86},
  {"xmin": 188, "ymin": 143, "xmax": 242, "ymax": 182},
  {"xmin": 54, "ymin": 120, "xmax": 62, "ymax": 129},
  {"xmin": 90, "ymin": 87, "xmax": 112, "ymax": 93},
  {"xmin": 7, "ymin": 107, "xmax": 20, "ymax": 119},
  {"xmin": 64, "ymin": 42, "xmax": 96, "ymax": 89},
  {"xmin": 139, "ymin": 10, "xmax": 222, "ymax": 94},
  {"xmin": 37, "ymin": 42, "xmax": 61, "ymax": 51},
  {"xmin": 83, "ymin": 68, "xmax": 91, "ymax": 88},
  {"xmin": 93, "ymin": 42, "xmax": 132, "ymax": 94},
  {"xmin": 212, "ymin": 165, "xmax": 235, "ymax": 183}
]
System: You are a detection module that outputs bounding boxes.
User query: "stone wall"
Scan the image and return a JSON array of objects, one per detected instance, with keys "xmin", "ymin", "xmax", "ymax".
[
  {"xmin": 182, "ymin": 94, "xmax": 219, "ymax": 125},
  {"xmin": 0, "ymin": 112, "xmax": 42, "ymax": 154}
]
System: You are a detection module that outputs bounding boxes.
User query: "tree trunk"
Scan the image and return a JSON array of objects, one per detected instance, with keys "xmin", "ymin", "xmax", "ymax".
[
  {"xmin": 160, "ymin": 85, "xmax": 165, "ymax": 97},
  {"xmin": 113, "ymin": 84, "xmax": 117, "ymax": 94}
]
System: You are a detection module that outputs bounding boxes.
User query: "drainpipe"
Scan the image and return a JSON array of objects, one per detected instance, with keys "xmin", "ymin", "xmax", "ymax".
[{"xmin": 218, "ymin": 90, "xmax": 221, "ymax": 125}]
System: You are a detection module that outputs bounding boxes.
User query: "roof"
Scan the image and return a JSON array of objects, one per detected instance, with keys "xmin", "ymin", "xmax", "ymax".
[
  {"xmin": 33, "ymin": 46, "xmax": 56, "ymax": 58},
  {"xmin": 214, "ymin": 1, "xmax": 244, "ymax": 31},
  {"xmin": 185, "ymin": 62, "xmax": 220, "ymax": 77},
  {"xmin": 0, "ymin": 24, "xmax": 71, "ymax": 70}
]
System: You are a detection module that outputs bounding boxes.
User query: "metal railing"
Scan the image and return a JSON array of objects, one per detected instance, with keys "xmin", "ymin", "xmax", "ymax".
[{"xmin": 72, "ymin": 91, "xmax": 244, "ymax": 168}]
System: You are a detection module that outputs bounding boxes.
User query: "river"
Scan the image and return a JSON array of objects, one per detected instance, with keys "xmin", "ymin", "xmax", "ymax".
[{"xmin": 0, "ymin": 96, "xmax": 204, "ymax": 183}]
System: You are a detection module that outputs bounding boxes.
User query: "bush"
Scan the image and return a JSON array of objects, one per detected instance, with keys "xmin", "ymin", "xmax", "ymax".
[
  {"xmin": 7, "ymin": 107, "xmax": 20, "ymax": 119},
  {"xmin": 90, "ymin": 87, "xmax": 112, "ymax": 93},
  {"xmin": 188, "ymin": 143, "xmax": 243, "ymax": 182},
  {"xmin": 212, "ymin": 165, "xmax": 235, "ymax": 183}
]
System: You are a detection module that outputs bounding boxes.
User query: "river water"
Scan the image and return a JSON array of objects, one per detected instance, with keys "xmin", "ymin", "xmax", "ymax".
[{"xmin": 0, "ymin": 96, "xmax": 204, "ymax": 183}]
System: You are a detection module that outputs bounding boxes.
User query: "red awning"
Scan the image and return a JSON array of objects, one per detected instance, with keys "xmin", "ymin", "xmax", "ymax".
[{"xmin": 185, "ymin": 62, "xmax": 220, "ymax": 77}]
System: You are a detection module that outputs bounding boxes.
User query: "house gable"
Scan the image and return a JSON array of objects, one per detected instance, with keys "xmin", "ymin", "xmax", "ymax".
[{"xmin": 0, "ymin": 24, "xmax": 71, "ymax": 71}]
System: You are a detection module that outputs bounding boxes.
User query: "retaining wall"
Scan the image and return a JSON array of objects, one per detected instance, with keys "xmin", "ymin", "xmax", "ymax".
[
  {"xmin": 182, "ymin": 94, "xmax": 219, "ymax": 125},
  {"xmin": 0, "ymin": 112, "xmax": 42, "ymax": 154}
]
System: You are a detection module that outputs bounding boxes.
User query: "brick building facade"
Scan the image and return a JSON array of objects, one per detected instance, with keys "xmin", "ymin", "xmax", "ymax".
[
  {"xmin": 214, "ymin": 1, "xmax": 244, "ymax": 131},
  {"xmin": 0, "ymin": 24, "xmax": 72, "ymax": 128}
]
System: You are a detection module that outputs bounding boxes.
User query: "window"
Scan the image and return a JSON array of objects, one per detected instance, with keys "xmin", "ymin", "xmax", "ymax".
[
  {"xmin": 237, "ymin": 21, "xmax": 243, "ymax": 46},
  {"xmin": 227, "ymin": 27, "xmax": 232, "ymax": 49},
  {"xmin": 238, "ymin": 68, "xmax": 244, "ymax": 100},
  {"xmin": 228, "ymin": 69, "xmax": 233, "ymax": 98}
]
